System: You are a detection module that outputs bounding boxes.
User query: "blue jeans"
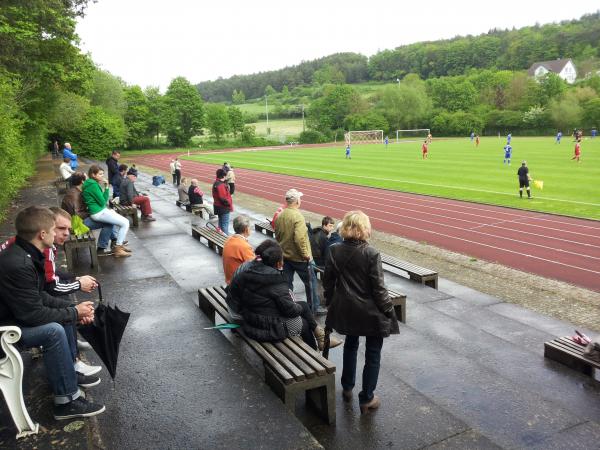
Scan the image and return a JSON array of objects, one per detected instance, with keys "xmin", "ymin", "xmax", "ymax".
[
  {"xmin": 283, "ymin": 260, "xmax": 321, "ymax": 312},
  {"xmin": 84, "ymin": 217, "xmax": 116, "ymax": 249},
  {"xmin": 90, "ymin": 208, "xmax": 129, "ymax": 245},
  {"xmin": 111, "ymin": 183, "xmax": 120, "ymax": 199},
  {"xmin": 218, "ymin": 211, "xmax": 230, "ymax": 235},
  {"xmin": 19, "ymin": 323, "xmax": 79, "ymax": 404},
  {"xmin": 341, "ymin": 335, "xmax": 384, "ymax": 404}
]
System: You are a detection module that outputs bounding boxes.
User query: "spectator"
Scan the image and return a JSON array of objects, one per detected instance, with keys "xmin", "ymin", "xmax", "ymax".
[
  {"xmin": 59, "ymin": 157, "xmax": 75, "ymax": 182},
  {"xmin": 82, "ymin": 165, "xmax": 131, "ymax": 257},
  {"xmin": 174, "ymin": 158, "xmax": 182, "ymax": 186},
  {"xmin": 178, "ymin": 177, "xmax": 190, "ymax": 204},
  {"xmin": 105, "ymin": 150, "xmax": 121, "ymax": 198},
  {"xmin": 275, "ymin": 189, "xmax": 324, "ymax": 315},
  {"xmin": 270, "ymin": 204, "xmax": 285, "ymax": 229},
  {"xmin": 324, "ymin": 221, "xmax": 343, "ymax": 261},
  {"xmin": 323, "ymin": 210, "xmax": 399, "ymax": 414},
  {"xmin": 120, "ymin": 168, "xmax": 156, "ymax": 222},
  {"xmin": 310, "ymin": 216, "xmax": 335, "ymax": 269},
  {"xmin": 229, "ymin": 241, "xmax": 341, "ymax": 351},
  {"xmin": 222, "ymin": 215, "xmax": 254, "ymax": 284},
  {"xmin": 45, "ymin": 207, "xmax": 102, "ymax": 377},
  {"xmin": 0, "ymin": 206, "xmax": 105, "ymax": 419},
  {"xmin": 169, "ymin": 159, "xmax": 176, "ymax": 185},
  {"xmin": 222, "ymin": 162, "xmax": 231, "ymax": 173},
  {"xmin": 62, "ymin": 142, "xmax": 78, "ymax": 169},
  {"xmin": 61, "ymin": 172, "xmax": 117, "ymax": 256},
  {"xmin": 225, "ymin": 166, "xmax": 236, "ymax": 194},
  {"xmin": 188, "ymin": 179, "xmax": 214, "ymax": 218},
  {"xmin": 212, "ymin": 169, "xmax": 233, "ymax": 234}
]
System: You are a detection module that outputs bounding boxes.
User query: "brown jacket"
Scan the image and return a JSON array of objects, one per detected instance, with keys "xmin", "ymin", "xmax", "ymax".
[
  {"xmin": 323, "ymin": 239, "xmax": 398, "ymax": 337},
  {"xmin": 275, "ymin": 207, "xmax": 311, "ymax": 262},
  {"xmin": 61, "ymin": 187, "xmax": 89, "ymax": 219}
]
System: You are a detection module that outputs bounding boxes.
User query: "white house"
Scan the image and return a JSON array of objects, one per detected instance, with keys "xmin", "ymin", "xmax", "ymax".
[{"xmin": 527, "ymin": 58, "xmax": 577, "ymax": 84}]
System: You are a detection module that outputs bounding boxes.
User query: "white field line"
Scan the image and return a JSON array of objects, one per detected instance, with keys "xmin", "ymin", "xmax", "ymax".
[{"xmin": 237, "ymin": 174, "xmax": 600, "ymax": 255}]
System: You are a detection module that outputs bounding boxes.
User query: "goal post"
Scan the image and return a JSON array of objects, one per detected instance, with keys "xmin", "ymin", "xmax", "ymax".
[
  {"xmin": 396, "ymin": 129, "xmax": 430, "ymax": 143},
  {"xmin": 345, "ymin": 130, "xmax": 384, "ymax": 145}
]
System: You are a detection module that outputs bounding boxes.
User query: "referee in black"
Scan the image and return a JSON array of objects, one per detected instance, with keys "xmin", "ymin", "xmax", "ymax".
[{"xmin": 517, "ymin": 161, "xmax": 531, "ymax": 199}]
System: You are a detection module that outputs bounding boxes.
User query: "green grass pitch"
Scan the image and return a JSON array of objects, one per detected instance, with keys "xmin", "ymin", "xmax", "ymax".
[{"xmin": 182, "ymin": 137, "xmax": 600, "ymax": 220}]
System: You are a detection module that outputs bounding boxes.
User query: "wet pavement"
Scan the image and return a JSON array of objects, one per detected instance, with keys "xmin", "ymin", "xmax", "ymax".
[{"xmin": 1, "ymin": 156, "xmax": 600, "ymax": 449}]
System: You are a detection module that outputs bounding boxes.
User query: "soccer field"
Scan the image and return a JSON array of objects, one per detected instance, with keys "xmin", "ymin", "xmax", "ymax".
[{"xmin": 183, "ymin": 137, "xmax": 600, "ymax": 220}]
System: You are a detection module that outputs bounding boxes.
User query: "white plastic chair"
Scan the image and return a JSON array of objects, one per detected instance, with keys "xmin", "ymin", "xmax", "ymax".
[{"xmin": 0, "ymin": 326, "xmax": 39, "ymax": 439}]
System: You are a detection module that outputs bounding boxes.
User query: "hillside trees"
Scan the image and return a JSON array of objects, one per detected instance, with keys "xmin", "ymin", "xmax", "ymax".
[
  {"xmin": 307, "ymin": 84, "xmax": 365, "ymax": 133},
  {"xmin": 205, "ymin": 104, "xmax": 230, "ymax": 142},
  {"xmin": 124, "ymin": 86, "xmax": 150, "ymax": 148},
  {"xmin": 375, "ymin": 75, "xmax": 432, "ymax": 131},
  {"xmin": 162, "ymin": 77, "xmax": 205, "ymax": 146}
]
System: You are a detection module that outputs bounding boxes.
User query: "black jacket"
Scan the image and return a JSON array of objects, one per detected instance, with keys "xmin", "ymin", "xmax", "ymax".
[
  {"xmin": 310, "ymin": 227, "xmax": 329, "ymax": 267},
  {"xmin": 106, "ymin": 156, "xmax": 120, "ymax": 186},
  {"xmin": 230, "ymin": 261, "xmax": 302, "ymax": 341},
  {"xmin": 323, "ymin": 239, "xmax": 398, "ymax": 337},
  {"xmin": 0, "ymin": 237, "xmax": 78, "ymax": 327}
]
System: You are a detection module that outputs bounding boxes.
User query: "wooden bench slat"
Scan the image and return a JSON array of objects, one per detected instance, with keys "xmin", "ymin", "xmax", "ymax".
[
  {"xmin": 261, "ymin": 342, "xmax": 306, "ymax": 382},
  {"xmin": 289, "ymin": 336, "xmax": 336, "ymax": 373},
  {"xmin": 254, "ymin": 221, "xmax": 275, "ymax": 237},
  {"xmin": 284, "ymin": 338, "xmax": 327, "ymax": 376},
  {"xmin": 236, "ymin": 330, "xmax": 296, "ymax": 385},
  {"xmin": 274, "ymin": 341, "xmax": 316, "ymax": 379}
]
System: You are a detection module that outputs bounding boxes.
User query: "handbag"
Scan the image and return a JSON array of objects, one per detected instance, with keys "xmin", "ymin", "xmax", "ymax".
[{"xmin": 71, "ymin": 215, "xmax": 90, "ymax": 237}]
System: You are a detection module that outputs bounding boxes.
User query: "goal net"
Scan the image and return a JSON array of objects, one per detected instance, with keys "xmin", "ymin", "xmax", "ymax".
[
  {"xmin": 345, "ymin": 130, "xmax": 384, "ymax": 145},
  {"xmin": 396, "ymin": 129, "xmax": 430, "ymax": 143}
]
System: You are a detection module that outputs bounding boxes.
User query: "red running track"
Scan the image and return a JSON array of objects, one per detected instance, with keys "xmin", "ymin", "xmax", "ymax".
[{"xmin": 134, "ymin": 153, "xmax": 600, "ymax": 292}]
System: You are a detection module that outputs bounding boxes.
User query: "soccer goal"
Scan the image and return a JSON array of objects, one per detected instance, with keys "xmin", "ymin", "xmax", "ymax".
[
  {"xmin": 345, "ymin": 130, "xmax": 384, "ymax": 145},
  {"xmin": 396, "ymin": 129, "xmax": 430, "ymax": 143}
]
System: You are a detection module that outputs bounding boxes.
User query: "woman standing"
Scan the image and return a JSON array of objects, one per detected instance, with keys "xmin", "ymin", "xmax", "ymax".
[
  {"xmin": 323, "ymin": 210, "xmax": 399, "ymax": 414},
  {"xmin": 82, "ymin": 165, "xmax": 131, "ymax": 258}
]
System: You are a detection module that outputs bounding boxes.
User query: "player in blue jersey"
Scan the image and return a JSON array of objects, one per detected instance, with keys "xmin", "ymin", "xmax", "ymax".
[
  {"xmin": 503, "ymin": 144, "xmax": 512, "ymax": 165},
  {"xmin": 345, "ymin": 144, "xmax": 351, "ymax": 159},
  {"xmin": 592, "ymin": 129, "xmax": 597, "ymax": 139},
  {"xmin": 470, "ymin": 132, "xmax": 475, "ymax": 142},
  {"xmin": 507, "ymin": 133, "xmax": 512, "ymax": 145},
  {"xmin": 384, "ymin": 136, "xmax": 389, "ymax": 148},
  {"xmin": 556, "ymin": 131, "xmax": 562, "ymax": 144}
]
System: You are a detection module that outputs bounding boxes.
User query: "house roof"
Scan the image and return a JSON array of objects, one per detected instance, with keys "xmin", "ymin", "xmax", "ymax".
[{"xmin": 527, "ymin": 58, "xmax": 574, "ymax": 76}]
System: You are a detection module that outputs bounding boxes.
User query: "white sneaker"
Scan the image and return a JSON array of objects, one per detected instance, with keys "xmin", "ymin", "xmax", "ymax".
[
  {"xmin": 74, "ymin": 360, "xmax": 102, "ymax": 376},
  {"xmin": 77, "ymin": 339, "xmax": 92, "ymax": 351}
]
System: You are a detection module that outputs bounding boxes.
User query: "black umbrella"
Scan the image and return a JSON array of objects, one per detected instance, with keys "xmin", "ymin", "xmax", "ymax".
[{"xmin": 78, "ymin": 284, "xmax": 130, "ymax": 379}]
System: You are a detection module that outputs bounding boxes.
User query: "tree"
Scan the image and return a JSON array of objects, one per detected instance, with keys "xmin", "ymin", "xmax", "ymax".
[
  {"xmin": 537, "ymin": 73, "xmax": 567, "ymax": 106},
  {"xmin": 162, "ymin": 77, "xmax": 204, "ymax": 146},
  {"xmin": 205, "ymin": 103, "xmax": 231, "ymax": 142},
  {"xmin": 582, "ymin": 98, "xmax": 600, "ymax": 128},
  {"xmin": 90, "ymin": 69, "xmax": 126, "ymax": 117},
  {"xmin": 344, "ymin": 111, "xmax": 388, "ymax": 132},
  {"xmin": 308, "ymin": 84, "xmax": 365, "ymax": 132},
  {"xmin": 144, "ymin": 86, "xmax": 163, "ymax": 144},
  {"xmin": 522, "ymin": 106, "xmax": 549, "ymax": 129},
  {"xmin": 48, "ymin": 91, "xmax": 90, "ymax": 139},
  {"xmin": 124, "ymin": 86, "xmax": 150, "ymax": 148},
  {"xmin": 313, "ymin": 65, "xmax": 346, "ymax": 85},
  {"xmin": 232, "ymin": 89, "xmax": 246, "ymax": 104},
  {"xmin": 228, "ymin": 106, "xmax": 244, "ymax": 137},
  {"xmin": 375, "ymin": 77, "xmax": 432, "ymax": 130},
  {"xmin": 73, "ymin": 107, "xmax": 126, "ymax": 159},
  {"xmin": 264, "ymin": 85, "xmax": 276, "ymax": 97},
  {"xmin": 548, "ymin": 94, "xmax": 582, "ymax": 131}
]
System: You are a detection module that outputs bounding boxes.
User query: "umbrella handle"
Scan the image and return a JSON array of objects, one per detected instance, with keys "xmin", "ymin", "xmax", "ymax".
[{"xmin": 97, "ymin": 283, "xmax": 103, "ymax": 304}]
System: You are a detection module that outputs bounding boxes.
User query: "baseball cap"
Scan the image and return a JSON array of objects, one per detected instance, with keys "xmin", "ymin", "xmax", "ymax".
[
  {"xmin": 127, "ymin": 168, "xmax": 138, "ymax": 176},
  {"xmin": 285, "ymin": 189, "xmax": 303, "ymax": 202}
]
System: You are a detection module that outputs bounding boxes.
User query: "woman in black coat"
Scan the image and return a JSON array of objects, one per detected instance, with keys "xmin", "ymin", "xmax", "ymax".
[{"xmin": 323, "ymin": 211, "xmax": 399, "ymax": 414}]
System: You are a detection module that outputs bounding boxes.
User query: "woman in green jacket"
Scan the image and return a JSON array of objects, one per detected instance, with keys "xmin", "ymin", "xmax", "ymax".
[{"xmin": 82, "ymin": 165, "xmax": 131, "ymax": 257}]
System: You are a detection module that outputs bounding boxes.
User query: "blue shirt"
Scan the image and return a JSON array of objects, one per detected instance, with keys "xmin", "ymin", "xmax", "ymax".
[
  {"xmin": 504, "ymin": 145, "xmax": 512, "ymax": 156},
  {"xmin": 63, "ymin": 148, "xmax": 78, "ymax": 169},
  {"xmin": 384, "ymin": 137, "xmax": 388, "ymax": 145},
  {"xmin": 507, "ymin": 134, "xmax": 512, "ymax": 144},
  {"xmin": 345, "ymin": 146, "xmax": 350, "ymax": 155}
]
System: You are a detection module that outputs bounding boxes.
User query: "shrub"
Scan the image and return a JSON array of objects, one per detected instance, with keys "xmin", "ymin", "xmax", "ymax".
[
  {"xmin": 73, "ymin": 107, "xmax": 126, "ymax": 159},
  {"xmin": 299, "ymin": 130, "xmax": 328, "ymax": 144}
]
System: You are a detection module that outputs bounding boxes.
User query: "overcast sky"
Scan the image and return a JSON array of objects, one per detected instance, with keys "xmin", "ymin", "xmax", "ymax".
[{"xmin": 76, "ymin": 1, "xmax": 599, "ymax": 91}]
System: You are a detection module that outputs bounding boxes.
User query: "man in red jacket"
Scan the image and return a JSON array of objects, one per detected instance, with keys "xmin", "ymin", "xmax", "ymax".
[{"xmin": 212, "ymin": 169, "xmax": 233, "ymax": 234}]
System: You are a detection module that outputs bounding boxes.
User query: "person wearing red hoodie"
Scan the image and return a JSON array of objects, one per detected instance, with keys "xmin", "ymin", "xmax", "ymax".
[{"xmin": 212, "ymin": 169, "xmax": 233, "ymax": 234}]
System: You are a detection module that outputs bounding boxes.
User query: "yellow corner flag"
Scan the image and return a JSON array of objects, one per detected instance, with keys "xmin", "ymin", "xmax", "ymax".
[{"xmin": 533, "ymin": 180, "xmax": 544, "ymax": 190}]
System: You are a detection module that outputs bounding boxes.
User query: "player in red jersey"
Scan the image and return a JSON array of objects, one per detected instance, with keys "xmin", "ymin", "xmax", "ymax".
[
  {"xmin": 572, "ymin": 141, "xmax": 581, "ymax": 162},
  {"xmin": 421, "ymin": 140, "xmax": 428, "ymax": 159}
]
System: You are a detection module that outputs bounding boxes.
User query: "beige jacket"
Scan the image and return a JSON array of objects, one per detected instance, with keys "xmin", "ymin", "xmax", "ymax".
[
  {"xmin": 225, "ymin": 170, "xmax": 236, "ymax": 183},
  {"xmin": 275, "ymin": 207, "xmax": 312, "ymax": 262}
]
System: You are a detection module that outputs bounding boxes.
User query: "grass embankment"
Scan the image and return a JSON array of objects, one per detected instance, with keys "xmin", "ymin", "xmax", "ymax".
[{"xmin": 182, "ymin": 136, "xmax": 600, "ymax": 220}]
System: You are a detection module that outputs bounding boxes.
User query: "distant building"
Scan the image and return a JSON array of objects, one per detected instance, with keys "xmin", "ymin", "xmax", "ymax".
[{"xmin": 527, "ymin": 58, "xmax": 577, "ymax": 84}]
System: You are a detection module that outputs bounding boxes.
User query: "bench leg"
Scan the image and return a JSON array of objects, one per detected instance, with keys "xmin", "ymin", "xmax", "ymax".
[
  {"xmin": 394, "ymin": 302, "xmax": 406, "ymax": 324},
  {"xmin": 264, "ymin": 364, "xmax": 296, "ymax": 412},
  {"xmin": 131, "ymin": 211, "xmax": 139, "ymax": 227},
  {"xmin": 305, "ymin": 374, "xmax": 336, "ymax": 424},
  {"xmin": 191, "ymin": 228, "xmax": 200, "ymax": 240},
  {"xmin": 425, "ymin": 277, "xmax": 438, "ymax": 289},
  {"xmin": 89, "ymin": 244, "xmax": 99, "ymax": 270},
  {"xmin": 0, "ymin": 329, "xmax": 39, "ymax": 438},
  {"xmin": 544, "ymin": 345, "xmax": 594, "ymax": 376},
  {"xmin": 197, "ymin": 292, "xmax": 216, "ymax": 325}
]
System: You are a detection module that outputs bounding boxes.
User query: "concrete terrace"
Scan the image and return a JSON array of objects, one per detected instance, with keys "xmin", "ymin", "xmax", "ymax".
[{"xmin": 1, "ymin": 156, "xmax": 599, "ymax": 449}]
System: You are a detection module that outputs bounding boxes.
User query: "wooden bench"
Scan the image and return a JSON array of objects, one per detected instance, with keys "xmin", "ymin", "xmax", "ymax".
[
  {"xmin": 0, "ymin": 326, "xmax": 40, "ymax": 439},
  {"xmin": 544, "ymin": 337, "xmax": 600, "ymax": 379},
  {"xmin": 176, "ymin": 200, "xmax": 193, "ymax": 212},
  {"xmin": 191, "ymin": 225, "xmax": 227, "ymax": 255},
  {"xmin": 197, "ymin": 286, "xmax": 336, "ymax": 424},
  {"xmin": 380, "ymin": 253, "xmax": 438, "ymax": 289},
  {"xmin": 113, "ymin": 204, "xmax": 139, "ymax": 227},
  {"xmin": 63, "ymin": 232, "xmax": 99, "ymax": 272},
  {"xmin": 254, "ymin": 220, "xmax": 275, "ymax": 237}
]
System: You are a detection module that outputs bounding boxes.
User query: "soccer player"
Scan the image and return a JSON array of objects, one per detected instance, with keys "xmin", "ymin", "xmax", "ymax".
[
  {"xmin": 422, "ymin": 140, "xmax": 428, "ymax": 159},
  {"xmin": 470, "ymin": 131, "xmax": 475, "ymax": 142},
  {"xmin": 517, "ymin": 161, "xmax": 531, "ymax": 199},
  {"xmin": 556, "ymin": 131, "xmax": 562, "ymax": 144},
  {"xmin": 572, "ymin": 141, "xmax": 581, "ymax": 162},
  {"xmin": 475, "ymin": 134, "xmax": 480, "ymax": 147},
  {"xmin": 503, "ymin": 143, "xmax": 512, "ymax": 165},
  {"xmin": 345, "ymin": 144, "xmax": 351, "ymax": 159},
  {"xmin": 592, "ymin": 128, "xmax": 597, "ymax": 139},
  {"xmin": 384, "ymin": 136, "xmax": 389, "ymax": 148},
  {"xmin": 426, "ymin": 132, "xmax": 432, "ymax": 144},
  {"xmin": 507, "ymin": 133, "xmax": 512, "ymax": 145}
]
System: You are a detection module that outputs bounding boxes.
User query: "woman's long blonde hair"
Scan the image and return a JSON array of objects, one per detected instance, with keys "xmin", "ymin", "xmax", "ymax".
[{"xmin": 340, "ymin": 210, "xmax": 371, "ymax": 241}]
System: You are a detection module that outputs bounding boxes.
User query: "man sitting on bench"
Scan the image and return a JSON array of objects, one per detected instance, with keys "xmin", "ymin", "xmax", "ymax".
[
  {"xmin": 0, "ymin": 206, "xmax": 106, "ymax": 420},
  {"xmin": 59, "ymin": 157, "xmax": 75, "ymax": 183},
  {"xmin": 222, "ymin": 215, "xmax": 254, "ymax": 285},
  {"xmin": 119, "ymin": 168, "xmax": 156, "ymax": 222},
  {"xmin": 188, "ymin": 178, "xmax": 214, "ymax": 218},
  {"xmin": 178, "ymin": 177, "xmax": 190, "ymax": 204}
]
